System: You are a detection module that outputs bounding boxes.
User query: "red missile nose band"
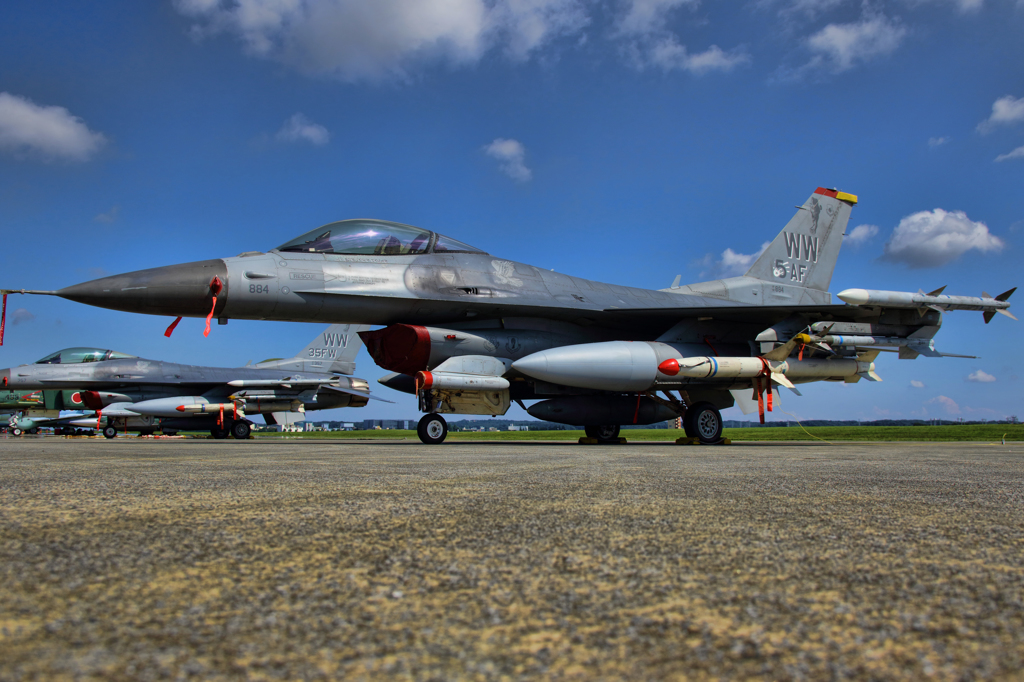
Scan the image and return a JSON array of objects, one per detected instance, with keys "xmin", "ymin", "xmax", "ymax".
[
  {"xmin": 415, "ymin": 371, "xmax": 434, "ymax": 391},
  {"xmin": 658, "ymin": 359, "xmax": 680, "ymax": 376}
]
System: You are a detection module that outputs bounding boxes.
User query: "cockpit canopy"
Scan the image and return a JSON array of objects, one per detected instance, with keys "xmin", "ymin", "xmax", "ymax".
[
  {"xmin": 35, "ymin": 348, "xmax": 137, "ymax": 365},
  {"xmin": 276, "ymin": 219, "xmax": 486, "ymax": 256}
]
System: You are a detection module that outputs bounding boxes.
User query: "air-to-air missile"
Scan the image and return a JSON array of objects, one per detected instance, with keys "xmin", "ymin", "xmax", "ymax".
[
  {"xmin": 837, "ymin": 287, "xmax": 1017, "ymax": 322},
  {"xmin": 2, "ymin": 186, "xmax": 1015, "ymax": 444}
]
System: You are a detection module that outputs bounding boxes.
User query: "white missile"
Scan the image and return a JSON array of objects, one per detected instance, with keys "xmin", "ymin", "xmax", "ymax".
[
  {"xmin": 657, "ymin": 356, "xmax": 878, "ymax": 385},
  {"xmin": 837, "ymin": 287, "xmax": 1016, "ymax": 322}
]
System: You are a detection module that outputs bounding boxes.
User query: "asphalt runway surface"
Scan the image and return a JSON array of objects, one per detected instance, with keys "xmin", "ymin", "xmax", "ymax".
[{"xmin": 1, "ymin": 437, "xmax": 1022, "ymax": 680}]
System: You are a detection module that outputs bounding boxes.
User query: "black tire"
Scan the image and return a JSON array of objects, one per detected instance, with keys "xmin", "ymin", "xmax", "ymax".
[
  {"xmin": 211, "ymin": 426, "xmax": 229, "ymax": 439},
  {"xmin": 685, "ymin": 402, "xmax": 723, "ymax": 444},
  {"xmin": 12, "ymin": 428, "xmax": 22, "ymax": 436},
  {"xmin": 231, "ymin": 421, "xmax": 252, "ymax": 440},
  {"xmin": 102, "ymin": 426, "xmax": 118, "ymax": 439},
  {"xmin": 584, "ymin": 425, "xmax": 621, "ymax": 442},
  {"xmin": 417, "ymin": 413, "xmax": 448, "ymax": 444}
]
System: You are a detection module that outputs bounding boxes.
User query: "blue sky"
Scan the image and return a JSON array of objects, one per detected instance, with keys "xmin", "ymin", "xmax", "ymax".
[{"xmin": 1, "ymin": 0, "xmax": 1022, "ymax": 424}]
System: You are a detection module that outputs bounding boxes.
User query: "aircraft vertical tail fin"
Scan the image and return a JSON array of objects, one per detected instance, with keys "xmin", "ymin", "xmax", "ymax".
[
  {"xmin": 744, "ymin": 188, "xmax": 857, "ymax": 292},
  {"xmin": 255, "ymin": 324, "xmax": 369, "ymax": 374}
]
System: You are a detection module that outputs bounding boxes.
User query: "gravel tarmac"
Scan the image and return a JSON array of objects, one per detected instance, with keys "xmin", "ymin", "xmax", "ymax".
[{"xmin": 1, "ymin": 437, "xmax": 1022, "ymax": 680}]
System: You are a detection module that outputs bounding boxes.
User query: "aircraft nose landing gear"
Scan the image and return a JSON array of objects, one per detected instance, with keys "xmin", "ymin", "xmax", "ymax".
[{"xmin": 417, "ymin": 413, "xmax": 448, "ymax": 444}]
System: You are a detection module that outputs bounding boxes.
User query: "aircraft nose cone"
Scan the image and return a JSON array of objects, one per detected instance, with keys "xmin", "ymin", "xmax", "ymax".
[{"xmin": 56, "ymin": 259, "xmax": 228, "ymax": 317}]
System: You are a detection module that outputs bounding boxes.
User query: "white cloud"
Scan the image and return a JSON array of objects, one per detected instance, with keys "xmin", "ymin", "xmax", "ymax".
[
  {"xmin": 94, "ymin": 205, "xmax": 121, "ymax": 224},
  {"xmin": 804, "ymin": 14, "xmax": 906, "ymax": 72},
  {"xmin": 0, "ymin": 92, "xmax": 107, "ymax": 162},
  {"xmin": 695, "ymin": 241, "xmax": 771, "ymax": 278},
  {"xmin": 843, "ymin": 224, "xmax": 878, "ymax": 247},
  {"xmin": 928, "ymin": 136, "xmax": 949, "ymax": 147},
  {"xmin": 881, "ymin": 209, "xmax": 1004, "ymax": 268},
  {"xmin": 925, "ymin": 395, "xmax": 960, "ymax": 415},
  {"xmin": 11, "ymin": 309, "xmax": 34, "ymax": 326},
  {"xmin": 967, "ymin": 369, "xmax": 996, "ymax": 382},
  {"xmin": 173, "ymin": 0, "xmax": 589, "ymax": 82},
  {"xmin": 629, "ymin": 38, "xmax": 750, "ymax": 74},
  {"xmin": 995, "ymin": 145, "xmax": 1024, "ymax": 162},
  {"xmin": 615, "ymin": 0, "xmax": 698, "ymax": 36},
  {"xmin": 909, "ymin": 380, "xmax": 925, "ymax": 388},
  {"xmin": 276, "ymin": 113, "xmax": 330, "ymax": 145},
  {"xmin": 613, "ymin": 1, "xmax": 748, "ymax": 74},
  {"xmin": 490, "ymin": 0, "xmax": 589, "ymax": 60},
  {"xmin": 484, "ymin": 138, "xmax": 532, "ymax": 182},
  {"xmin": 977, "ymin": 95, "xmax": 1024, "ymax": 133}
]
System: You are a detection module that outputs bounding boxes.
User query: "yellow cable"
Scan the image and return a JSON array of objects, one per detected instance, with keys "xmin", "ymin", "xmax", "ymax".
[{"xmin": 773, "ymin": 409, "xmax": 833, "ymax": 445}]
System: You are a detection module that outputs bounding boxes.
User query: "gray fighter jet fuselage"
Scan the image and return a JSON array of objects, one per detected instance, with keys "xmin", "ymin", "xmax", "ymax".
[
  {"xmin": 4, "ymin": 188, "xmax": 1014, "ymax": 444},
  {"xmin": 0, "ymin": 325, "xmax": 380, "ymax": 439}
]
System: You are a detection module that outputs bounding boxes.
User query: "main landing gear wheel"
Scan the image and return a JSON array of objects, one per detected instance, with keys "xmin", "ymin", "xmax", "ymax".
[
  {"xmin": 231, "ymin": 421, "xmax": 252, "ymax": 440},
  {"xmin": 211, "ymin": 426, "xmax": 229, "ymax": 439},
  {"xmin": 417, "ymin": 413, "xmax": 448, "ymax": 445},
  {"xmin": 684, "ymin": 402, "xmax": 723, "ymax": 444},
  {"xmin": 12, "ymin": 428, "xmax": 23, "ymax": 436},
  {"xmin": 585, "ymin": 425, "xmax": 621, "ymax": 443},
  {"xmin": 102, "ymin": 426, "xmax": 118, "ymax": 439}
]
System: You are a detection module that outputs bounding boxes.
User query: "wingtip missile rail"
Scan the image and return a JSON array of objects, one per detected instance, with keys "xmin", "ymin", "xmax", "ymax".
[{"xmin": 837, "ymin": 287, "xmax": 1016, "ymax": 322}]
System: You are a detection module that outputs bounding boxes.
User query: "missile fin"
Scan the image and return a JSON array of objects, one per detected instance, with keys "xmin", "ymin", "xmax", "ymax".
[
  {"xmin": 998, "ymin": 308, "xmax": 1018, "ymax": 320},
  {"xmin": 926, "ymin": 286, "xmax": 947, "ymax": 296},
  {"xmin": 771, "ymin": 372, "xmax": 795, "ymax": 389},
  {"xmin": 859, "ymin": 370, "xmax": 882, "ymax": 382},
  {"xmin": 984, "ymin": 310, "xmax": 995, "ymax": 324},
  {"xmin": 995, "ymin": 287, "xmax": 1016, "ymax": 302}
]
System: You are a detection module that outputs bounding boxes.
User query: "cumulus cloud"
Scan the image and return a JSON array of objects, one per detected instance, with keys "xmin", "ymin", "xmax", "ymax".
[
  {"xmin": 803, "ymin": 14, "xmax": 906, "ymax": 72},
  {"xmin": 977, "ymin": 95, "xmax": 1024, "ymax": 133},
  {"xmin": 909, "ymin": 380, "xmax": 925, "ymax": 388},
  {"xmin": 967, "ymin": 369, "xmax": 996, "ymax": 382},
  {"xmin": 10, "ymin": 309, "xmax": 34, "ymax": 326},
  {"xmin": 843, "ymin": 224, "xmax": 878, "ymax": 247},
  {"xmin": 615, "ymin": 0, "xmax": 698, "ymax": 36},
  {"xmin": 173, "ymin": 0, "xmax": 589, "ymax": 82},
  {"xmin": 925, "ymin": 395, "xmax": 960, "ymax": 415},
  {"xmin": 627, "ymin": 37, "xmax": 750, "ymax": 74},
  {"xmin": 93, "ymin": 205, "xmax": 121, "ymax": 224},
  {"xmin": 0, "ymin": 92, "xmax": 107, "ymax": 162},
  {"xmin": 276, "ymin": 113, "xmax": 330, "ymax": 145},
  {"xmin": 483, "ymin": 138, "xmax": 531, "ymax": 182},
  {"xmin": 613, "ymin": 0, "xmax": 748, "ymax": 74},
  {"xmin": 881, "ymin": 209, "xmax": 1004, "ymax": 268},
  {"xmin": 928, "ymin": 136, "xmax": 949, "ymax": 147},
  {"xmin": 995, "ymin": 145, "xmax": 1024, "ymax": 162},
  {"xmin": 694, "ymin": 242, "xmax": 771, "ymax": 278}
]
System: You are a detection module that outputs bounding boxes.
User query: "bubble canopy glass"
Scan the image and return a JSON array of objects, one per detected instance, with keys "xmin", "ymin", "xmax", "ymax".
[
  {"xmin": 276, "ymin": 219, "xmax": 486, "ymax": 256},
  {"xmin": 35, "ymin": 348, "xmax": 137, "ymax": 364}
]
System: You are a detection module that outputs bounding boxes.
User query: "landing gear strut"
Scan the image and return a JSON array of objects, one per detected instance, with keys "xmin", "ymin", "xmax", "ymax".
[
  {"xmin": 683, "ymin": 402, "xmax": 723, "ymax": 444},
  {"xmin": 417, "ymin": 413, "xmax": 448, "ymax": 444}
]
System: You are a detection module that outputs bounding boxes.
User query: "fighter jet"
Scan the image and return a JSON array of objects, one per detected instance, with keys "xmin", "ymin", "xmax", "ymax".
[
  {"xmin": 0, "ymin": 324, "xmax": 384, "ymax": 439},
  {"xmin": 3, "ymin": 188, "xmax": 1014, "ymax": 444},
  {"xmin": 1, "ymin": 388, "xmax": 94, "ymax": 435}
]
